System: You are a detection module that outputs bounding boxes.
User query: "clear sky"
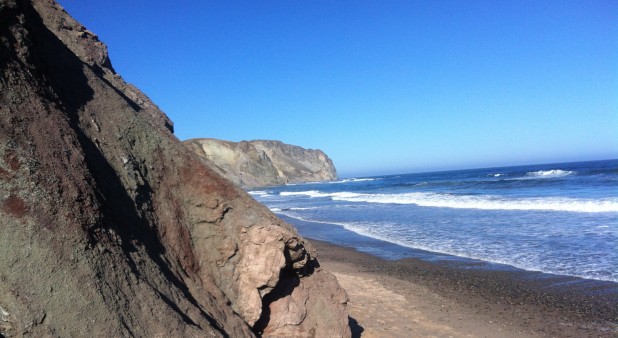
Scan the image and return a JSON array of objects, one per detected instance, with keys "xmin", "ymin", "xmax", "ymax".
[{"xmin": 57, "ymin": 0, "xmax": 617, "ymax": 177}]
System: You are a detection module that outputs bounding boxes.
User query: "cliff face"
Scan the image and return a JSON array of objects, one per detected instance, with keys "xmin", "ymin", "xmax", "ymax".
[
  {"xmin": 184, "ymin": 138, "xmax": 338, "ymax": 188},
  {"xmin": 0, "ymin": 1, "xmax": 350, "ymax": 337}
]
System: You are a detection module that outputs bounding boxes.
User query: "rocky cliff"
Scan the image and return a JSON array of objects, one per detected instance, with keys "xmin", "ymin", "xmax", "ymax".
[
  {"xmin": 0, "ymin": 0, "xmax": 350, "ymax": 337},
  {"xmin": 184, "ymin": 138, "xmax": 338, "ymax": 188}
]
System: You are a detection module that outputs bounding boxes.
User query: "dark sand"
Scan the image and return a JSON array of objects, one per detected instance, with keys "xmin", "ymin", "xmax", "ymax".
[{"xmin": 311, "ymin": 239, "xmax": 617, "ymax": 337}]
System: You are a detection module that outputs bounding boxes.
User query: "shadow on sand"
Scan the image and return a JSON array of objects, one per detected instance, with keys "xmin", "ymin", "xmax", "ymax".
[{"xmin": 349, "ymin": 316, "xmax": 364, "ymax": 338}]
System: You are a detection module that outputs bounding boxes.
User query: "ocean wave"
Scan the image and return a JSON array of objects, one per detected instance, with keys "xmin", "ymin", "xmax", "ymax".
[
  {"xmin": 275, "ymin": 213, "xmax": 618, "ymax": 282},
  {"xmin": 524, "ymin": 169, "xmax": 576, "ymax": 178},
  {"xmin": 279, "ymin": 190, "xmax": 328, "ymax": 197},
  {"xmin": 279, "ymin": 190, "xmax": 363, "ymax": 199},
  {"xmin": 329, "ymin": 178, "xmax": 376, "ymax": 184},
  {"xmin": 269, "ymin": 205, "xmax": 320, "ymax": 213},
  {"xmin": 282, "ymin": 207, "xmax": 319, "ymax": 211},
  {"xmin": 248, "ymin": 190, "xmax": 270, "ymax": 196},
  {"xmin": 277, "ymin": 190, "xmax": 618, "ymax": 213},
  {"xmin": 336, "ymin": 222, "xmax": 618, "ymax": 282}
]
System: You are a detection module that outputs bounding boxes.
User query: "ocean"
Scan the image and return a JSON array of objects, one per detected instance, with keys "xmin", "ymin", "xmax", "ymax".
[{"xmin": 249, "ymin": 159, "xmax": 618, "ymax": 283}]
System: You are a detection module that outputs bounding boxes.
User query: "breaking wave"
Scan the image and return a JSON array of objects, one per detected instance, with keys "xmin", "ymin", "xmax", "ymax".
[
  {"xmin": 524, "ymin": 169, "xmax": 576, "ymax": 178},
  {"xmin": 278, "ymin": 190, "xmax": 618, "ymax": 213},
  {"xmin": 329, "ymin": 178, "xmax": 376, "ymax": 184},
  {"xmin": 279, "ymin": 190, "xmax": 328, "ymax": 197},
  {"xmin": 248, "ymin": 190, "xmax": 270, "ymax": 197}
]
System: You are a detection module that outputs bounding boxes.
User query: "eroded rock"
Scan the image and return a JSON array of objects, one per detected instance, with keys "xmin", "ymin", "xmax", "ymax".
[{"xmin": 0, "ymin": 0, "xmax": 350, "ymax": 336}]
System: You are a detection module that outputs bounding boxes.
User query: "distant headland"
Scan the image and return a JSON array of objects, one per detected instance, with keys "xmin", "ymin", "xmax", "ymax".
[{"xmin": 184, "ymin": 138, "xmax": 337, "ymax": 188}]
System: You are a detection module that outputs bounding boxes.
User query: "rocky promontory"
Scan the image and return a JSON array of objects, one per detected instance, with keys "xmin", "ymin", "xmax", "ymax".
[
  {"xmin": 184, "ymin": 138, "xmax": 338, "ymax": 188},
  {"xmin": 0, "ymin": 0, "xmax": 350, "ymax": 336}
]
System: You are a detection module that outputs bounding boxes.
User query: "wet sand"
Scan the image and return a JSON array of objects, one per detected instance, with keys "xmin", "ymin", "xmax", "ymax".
[{"xmin": 311, "ymin": 239, "xmax": 617, "ymax": 337}]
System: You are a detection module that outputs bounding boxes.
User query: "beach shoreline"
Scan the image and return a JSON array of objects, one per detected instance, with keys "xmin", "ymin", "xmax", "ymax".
[{"xmin": 310, "ymin": 238, "xmax": 618, "ymax": 337}]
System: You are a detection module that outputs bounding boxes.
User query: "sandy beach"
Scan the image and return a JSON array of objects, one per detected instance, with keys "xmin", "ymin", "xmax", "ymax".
[{"xmin": 311, "ymin": 239, "xmax": 617, "ymax": 338}]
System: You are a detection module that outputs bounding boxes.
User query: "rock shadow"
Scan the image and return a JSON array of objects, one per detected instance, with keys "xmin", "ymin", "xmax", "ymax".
[
  {"xmin": 252, "ymin": 256, "xmax": 321, "ymax": 335},
  {"xmin": 252, "ymin": 268, "xmax": 301, "ymax": 335},
  {"xmin": 349, "ymin": 316, "xmax": 364, "ymax": 338}
]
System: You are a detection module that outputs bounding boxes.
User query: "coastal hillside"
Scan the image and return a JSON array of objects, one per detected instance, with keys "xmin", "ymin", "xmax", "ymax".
[
  {"xmin": 184, "ymin": 138, "xmax": 337, "ymax": 188},
  {"xmin": 0, "ymin": 0, "xmax": 350, "ymax": 337}
]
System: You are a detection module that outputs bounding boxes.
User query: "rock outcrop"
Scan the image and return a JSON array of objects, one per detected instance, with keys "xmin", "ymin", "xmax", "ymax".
[
  {"xmin": 184, "ymin": 138, "xmax": 338, "ymax": 188},
  {"xmin": 0, "ymin": 1, "xmax": 350, "ymax": 337}
]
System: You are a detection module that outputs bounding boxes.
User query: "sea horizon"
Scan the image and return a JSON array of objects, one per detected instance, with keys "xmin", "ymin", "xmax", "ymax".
[{"xmin": 336, "ymin": 157, "xmax": 618, "ymax": 181}]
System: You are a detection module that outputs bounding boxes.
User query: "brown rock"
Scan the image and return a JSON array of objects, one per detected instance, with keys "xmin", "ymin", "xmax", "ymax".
[
  {"xmin": 1, "ymin": 195, "xmax": 28, "ymax": 218},
  {"xmin": 0, "ymin": 0, "xmax": 350, "ymax": 337}
]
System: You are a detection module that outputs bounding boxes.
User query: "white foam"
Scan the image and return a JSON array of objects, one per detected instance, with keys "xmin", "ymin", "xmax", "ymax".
[
  {"xmin": 334, "ymin": 221, "xmax": 518, "ymax": 268},
  {"xmin": 279, "ymin": 190, "xmax": 329, "ymax": 198},
  {"xmin": 348, "ymin": 223, "xmax": 618, "ymax": 282},
  {"xmin": 329, "ymin": 178, "xmax": 376, "ymax": 184},
  {"xmin": 283, "ymin": 207, "xmax": 319, "ymax": 211},
  {"xmin": 270, "ymin": 207, "xmax": 318, "ymax": 212},
  {"xmin": 524, "ymin": 169, "xmax": 575, "ymax": 178},
  {"xmin": 277, "ymin": 190, "xmax": 618, "ymax": 213},
  {"xmin": 273, "ymin": 211, "xmax": 618, "ymax": 282},
  {"xmin": 248, "ymin": 190, "xmax": 270, "ymax": 196}
]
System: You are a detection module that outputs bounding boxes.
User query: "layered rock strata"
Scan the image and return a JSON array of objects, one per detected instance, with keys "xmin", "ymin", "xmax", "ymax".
[
  {"xmin": 0, "ymin": 0, "xmax": 350, "ymax": 336},
  {"xmin": 185, "ymin": 138, "xmax": 337, "ymax": 188}
]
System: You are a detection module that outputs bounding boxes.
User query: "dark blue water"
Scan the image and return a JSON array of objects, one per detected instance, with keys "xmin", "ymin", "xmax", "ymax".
[{"xmin": 249, "ymin": 160, "xmax": 618, "ymax": 282}]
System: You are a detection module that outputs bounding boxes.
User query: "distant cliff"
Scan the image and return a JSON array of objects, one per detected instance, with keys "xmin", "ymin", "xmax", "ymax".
[{"xmin": 184, "ymin": 138, "xmax": 338, "ymax": 188}]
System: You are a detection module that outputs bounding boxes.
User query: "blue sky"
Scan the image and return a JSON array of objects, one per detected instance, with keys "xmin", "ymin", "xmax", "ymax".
[{"xmin": 58, "ymin": 0, "xmax": 617, "ymax": 177}]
